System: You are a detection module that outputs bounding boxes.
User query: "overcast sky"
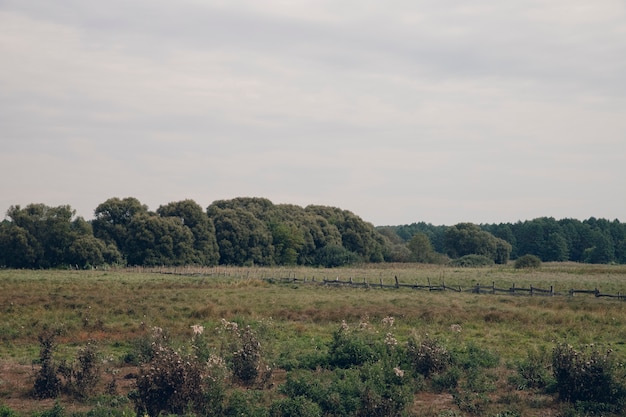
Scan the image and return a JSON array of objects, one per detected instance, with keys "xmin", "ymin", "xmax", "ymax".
[{"xmin": 1, "ymin": 1, "xmax": 625, "ymax": 226}]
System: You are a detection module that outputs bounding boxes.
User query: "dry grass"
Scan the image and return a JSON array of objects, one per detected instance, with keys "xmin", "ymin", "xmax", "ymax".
[{"xmin": 1, "ymin": 263, "xmax": 626, "ymax": 415}]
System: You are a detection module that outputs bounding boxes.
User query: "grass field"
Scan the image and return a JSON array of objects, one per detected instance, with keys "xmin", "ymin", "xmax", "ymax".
[{"xmin": 1, "ymin": 263, "xmax": 626, "ymax": 416}]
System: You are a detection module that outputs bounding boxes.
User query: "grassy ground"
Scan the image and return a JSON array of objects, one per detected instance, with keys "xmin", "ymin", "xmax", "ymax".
[{"xmin": 1, "ymin": 263, "xmax": 626, "ymax": 415}]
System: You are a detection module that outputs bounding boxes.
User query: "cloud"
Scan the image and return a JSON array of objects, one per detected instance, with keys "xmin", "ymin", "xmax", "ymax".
[{"xmin": 1, "ymin": 0, "xmax": 625, "ymax": 225}]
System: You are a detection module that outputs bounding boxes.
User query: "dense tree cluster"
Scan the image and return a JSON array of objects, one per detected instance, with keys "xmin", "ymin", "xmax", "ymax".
[
  {"xmin": 0, "ymin": 197, "xmax": 386, "ymax": 268},
  {"xmin": 384, "ymin": 216, "xmax": 626, "ymax": 264},
  {"xmin": 1, "ymin": 198, "xmax": 623, "ymax": 268}
]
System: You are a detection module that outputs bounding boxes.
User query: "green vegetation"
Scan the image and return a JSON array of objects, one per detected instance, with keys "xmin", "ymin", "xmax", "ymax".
[
  {"xmin": 514, "ymin": 254, "xmax": 542, "ymax": 269},
  {"xmin": 1, "ymin": 197, "xmax": 625, "ymax": 270},
  {"xmin": 1, "ymin": 264, "xmax": 626, "ymax": 415}
]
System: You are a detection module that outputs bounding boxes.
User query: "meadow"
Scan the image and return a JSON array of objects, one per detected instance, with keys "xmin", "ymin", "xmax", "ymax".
[{"xmin": 1, "ymin": 263, "xmax": 626, "ymax": 416}]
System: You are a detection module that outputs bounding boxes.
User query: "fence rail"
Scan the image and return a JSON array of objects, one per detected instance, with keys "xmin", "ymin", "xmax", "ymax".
[
  {"xmin": 123, "ymin": 266, "xmax": 626, "ymax": 301},
  {"xmin": 264, "ymin": 276, "xmax": 626, "ymax": 301}
]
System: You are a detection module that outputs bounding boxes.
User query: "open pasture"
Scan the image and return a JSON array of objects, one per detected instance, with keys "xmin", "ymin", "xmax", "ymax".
[{"xmin": 1, "ymin": 263, "xmax": 626, "ymax": 416}]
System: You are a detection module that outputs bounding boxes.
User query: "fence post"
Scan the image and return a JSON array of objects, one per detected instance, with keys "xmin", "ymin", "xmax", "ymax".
[
  {"xmin": 530, "ymin": 285, "xmax": 534, "ymax": 296},
  {"xmin": 395, "ymin": 276, "xmax": 399, "ymax": 288},
  {"xmin": 380, "ymin": 278, "xmax": 384, "ymax": 288},
  {"xmin": 492, "ymin": 281, "xmax": 496, "ymax": 294},
  {"xmin": 550, "ymin": 285, "xmax": 554, "ymax": 296}
]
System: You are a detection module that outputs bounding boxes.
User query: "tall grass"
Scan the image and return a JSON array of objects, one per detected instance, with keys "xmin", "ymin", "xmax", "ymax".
[{"xmin": 1, "ymin": 264, "xmax": 626, "ymax": 415}]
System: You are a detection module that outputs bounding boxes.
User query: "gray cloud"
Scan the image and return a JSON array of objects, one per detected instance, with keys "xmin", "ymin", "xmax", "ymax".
[{"xmin": 1, "ymin": 0, "xmax": 625, "ymax": 225}]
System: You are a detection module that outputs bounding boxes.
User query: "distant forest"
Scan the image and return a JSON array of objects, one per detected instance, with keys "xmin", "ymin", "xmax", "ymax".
[{"xmin": 0, "ymin": 197, "xmax": 624, "ymax": 269}]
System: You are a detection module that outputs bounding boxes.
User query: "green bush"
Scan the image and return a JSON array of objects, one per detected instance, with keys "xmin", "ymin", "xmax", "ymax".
[
  {"xmin": 452, "ymin": 342, "xmax": 500, "ymax": 370},
  {"xmin": 131, "ymin": 343, "xmax": 224, "ymax": 417},
  {"xmin": 31, "ymin": 402, "xmax": 64, "ymax": 417},
  {"xmin": 514, "ymin": 254, "xmax": 541, "ymax": 269},
  {"xmin": 406, "ymin": 336, "xmax": 452, "ymax": 377},
  {"xmin": 327, "ymin": 322, "xmax": 377, "ymax": 369},
  {"xmin": 449, "ymin": 254, "xmax": 494, "ymax": 267},
  {"xmin": 32, "ymin": 330, "xmax": 61, "ymax": 399},
  {"xmin": 232, "ymin": 326, "xmax": 267, "ymax": 386},
  {"xmin": 510, "ymin": 346, "xmax": 553, "ymax": 390},
  {"xmin": 552, "ymin": 342, "xmax": 626, "ymax": 412},
  {"xmin": 0, "ymin": 404, "xmax": 19, "ymax": 417},
  {"xmin": 269, "ymin": 396, "xmax": 322, "ymax": 417},
  {"xmin": 58, "ymin": 342, "xmax": 101, "ymax": 399}
]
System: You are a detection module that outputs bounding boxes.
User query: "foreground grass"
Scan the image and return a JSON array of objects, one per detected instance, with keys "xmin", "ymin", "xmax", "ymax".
[{"xmin": 1, "ymin": 263, "xmax": 626, "ymax": 415}]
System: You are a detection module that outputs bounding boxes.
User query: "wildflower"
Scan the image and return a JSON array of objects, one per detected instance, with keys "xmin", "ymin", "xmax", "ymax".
[
  {"xmin": 382, "ymin": 316, "xmax": 395, "ymax": 327},
  {"xmin": 394, "ymin": 367, "xmax": 404, "ymax": 378},
  {"xmin": 340, "ymin": 320, "xmax": 349, "ymax": 332},
  {"xmin": 384, "ymin": 332, "xmax": 398, "ymax": 347},
  {"xmin": 191, "ymin": 324, "xmax": 204, "ymax": 335},
  {"xmin": 220, "ymin": 318, "xmax": 239, "ymax": 333}
]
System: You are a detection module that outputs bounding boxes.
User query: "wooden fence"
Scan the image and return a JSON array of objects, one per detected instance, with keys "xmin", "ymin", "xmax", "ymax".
[{"xmin": 264, "ymin": 276, "xmax": 626, "ymax": 301}]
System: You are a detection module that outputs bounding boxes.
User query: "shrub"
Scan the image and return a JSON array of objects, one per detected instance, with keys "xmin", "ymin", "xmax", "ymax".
[
  {"xmin": 449, "ymin": 254, "xmax": 494, "ymax": 267},
  {"xmin": 269, "ymin": 396, "xmax": 322, "ymax": 417},
  {"xmin": 514, "ymin": 254, "xmax": 542, "ymax": 269},
  {"xmin": 132, "ymin": 345, "xmax": 206, "ymax": 417},
  {"xmin": 453, "ymin": 342, "xmax": 500, "ymax": 370},
  {"xmin": 32, "ymin": 330, "xmax": 61, "ymax": 399},
  {"xmin": 327, "ymin": 322, "xmax": 376, "ymax": 369},
  {"xmin": 431, "ymin": 368, "xmax": 460, "ymax": 392},
  {"xmin": 31, "ymin": 401, "xmax": 64, "ymax": 417},
  {"xmin": 407, "ymin": 336, "xmax": 452, "ymax": 377},
  {"xmin": 552, "ymin": 342, "xmax": 626, "ymax": 412},
  {"xmin": 358, "ymin": 361, "xmax": 414, "ymax": 417},
  {"xmin": 58, "ymin": 342, "xmax": 101, "ymax": 399},
  {"xmin": 0, "ymin": 404, "xmax": 19, "ymax": 417},
  {"xmin": 232, "ymin": 326, "xmax": 265, "ymax": 385},
  {"xmin": 223, "ymin": 390, "xmax": 268, "ymax": 417},
  {"xmin": 510, "ymin": 346, "xmax": 552, "ymax": 390}
]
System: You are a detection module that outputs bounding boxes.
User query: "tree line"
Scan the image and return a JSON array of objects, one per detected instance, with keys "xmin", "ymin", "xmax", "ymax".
[
  {"xmin": 380, "ymin": 216, "xmax": 626, "ymax": 265},
  {"xmin": 0, "ymin": 196, "xmax": 623, "ymax": 269}
]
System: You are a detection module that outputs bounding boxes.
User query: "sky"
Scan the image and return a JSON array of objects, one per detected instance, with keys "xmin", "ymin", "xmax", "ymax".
[{"xmin": 1, "ymin": 0, "xmax": 625, "ymax": 226}]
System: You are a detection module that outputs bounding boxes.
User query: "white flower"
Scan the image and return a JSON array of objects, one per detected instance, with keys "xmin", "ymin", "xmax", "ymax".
[
  {"xmin": 384, "ymin": 332, "xmax": 398, "ymax": 347},
  {"xmin": 382, "ymin": 316, "xmax": 395, "ymax": 327},
  {"xmin": 394, "ymin": 367, "xmax": 404, "ymax": 378},
  {"xmin": 191, "ymin": 324, "xmax": 204, "ymax": 335}
]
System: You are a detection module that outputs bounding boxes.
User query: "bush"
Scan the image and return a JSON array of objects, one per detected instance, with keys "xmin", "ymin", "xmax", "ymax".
[
  {"xmin": 449, "ymin": 255, "xmax": 494, "ymax": 267},
  {"xmin": 407, "ymin": 336, "xmax": 452, "ymax": 377},
  {"xmin": 32, "ymin": 330, "xmax": 61, "ymax": 399},
  {"xmin": 510, "ymin": 346, "xmax": 552, "ymax": 390},
  {"xmin": 58, "ymin": 342, "xmax": 101, "ymax": 399},
  {"xmin": 552, "ymin": 342, "xmax": 626, "ymax": 412},
  {"xmin": 132, "ymin": 345, "xmax": 207, "ymax": 416},
  {"xmin": 514, "ymin": 254, "xmax": 542, "ymax": 269},
  {"xmin": 327, "ymin": 322, "xmax": 377, "ymax": 369},
  {"xmin": 453, "ymin": 342, "xmax": 500, "ymax": 370},
  {"xmin": 0, "ymin": 404, "xmax": 19, "ymax": 417},
  {"xmin": 269, "ymin": 396, "xmax": 322, "ymax": 417},
  {"xmin": 232, "ymin": 326, "xmax": 266, "ymax": 386}
]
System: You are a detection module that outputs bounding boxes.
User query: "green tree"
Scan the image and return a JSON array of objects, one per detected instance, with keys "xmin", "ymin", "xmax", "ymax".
[
  {"xmin": 208, "ymin": 207, "xmax": 274, "ymax": 266},
  {"xmin": 408, "ymin": 233, "xmax": 435, "ymax": 263},
  {"xmin": 124, "ymin": 214, "xmax": 195, "ymax": 266},
  {"xmin": 0, "ymin": 223, "xmax": 41, "ymax": 268},
  {"xmin": 270, "ymin": 222, "xmax": 305, "ymax": 265},
  {"xmin": 445, "ymin": 223, "xmax": 511, "ymax": 264},
  {"xmin": 92, "ymin": 197, "xmax": 148, "ymax": 258},
  {"xmin": 157, "ymin": 199, "xmax": 219, "ymax": 265},
  {"xmin": 583, "ymin": 230, "xmax": 615, "ymax": 264}
]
